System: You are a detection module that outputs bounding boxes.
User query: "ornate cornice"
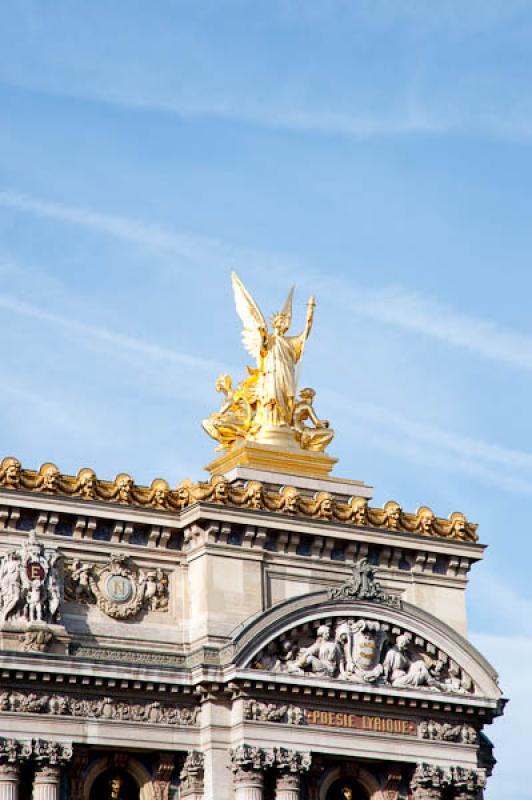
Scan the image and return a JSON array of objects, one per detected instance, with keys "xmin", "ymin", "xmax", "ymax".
[{"xmin": 0, "ymin": 457, "xmax": 478, "ymax": 543}]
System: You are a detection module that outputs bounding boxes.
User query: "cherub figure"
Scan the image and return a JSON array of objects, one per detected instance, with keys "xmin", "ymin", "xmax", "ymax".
[
  {"xmin": 293, "ymin": 387, "xmax": 334, "ymax": 452},
  {"xmin": 202, "ymin": 373, "xmax": 256, "ymax": 450}
]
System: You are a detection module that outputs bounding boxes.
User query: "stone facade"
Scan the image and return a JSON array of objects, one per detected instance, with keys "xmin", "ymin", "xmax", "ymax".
[{"xmin": 0, "ymin": 458, "xmax": 504, "ymax": 800}]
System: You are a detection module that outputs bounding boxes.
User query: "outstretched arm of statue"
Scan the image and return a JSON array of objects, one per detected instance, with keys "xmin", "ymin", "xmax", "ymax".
[{"xmin": 303, "ymin": 295, "xmax": 316, "ymax": 341}]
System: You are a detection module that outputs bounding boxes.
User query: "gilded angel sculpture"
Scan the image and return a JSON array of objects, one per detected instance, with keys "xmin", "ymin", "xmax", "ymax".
[{"xmin": 202, "ymin": 273, "xmax": 334, "ymax": 452}]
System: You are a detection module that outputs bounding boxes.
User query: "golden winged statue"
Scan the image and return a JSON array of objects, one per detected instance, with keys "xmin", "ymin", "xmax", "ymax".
[{"xmin": 202, "ymin": 273, "xmax": 334, "ymax": 453}]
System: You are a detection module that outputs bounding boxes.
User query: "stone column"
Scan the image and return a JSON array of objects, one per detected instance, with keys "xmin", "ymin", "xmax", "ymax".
[
  {"xmin": 274, "ymin": 749, "xmax": 312, "ymax": 800},
  {"xmin": 31, "ymin": 740, "xmax": 73, "ymax": 800},
  {"xmin": 450, "ymin": 767, "xmax": 487, "ymax": 800},
  {"xmin": 32, "ymin": 766, "xmax": 61, "ymax": 800},
  {"xmin": 230, "ymin": 745, "xmax": 273, "ymax": 800},
  {"xmin": 410, "ymin": 764, "xmax": 446, "ymax": 800},
  {"xmin": 0, "ymin": 764, "xmax": 20, "ymax": 800},
  {"xmin": 179, "ymin": 752, "xmax": 204, "ymax": 800}
]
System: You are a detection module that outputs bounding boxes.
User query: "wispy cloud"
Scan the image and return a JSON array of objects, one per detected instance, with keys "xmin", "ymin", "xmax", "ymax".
[
  {"xmin": 3, "ymin": 190, "xmax": 532, "ymax": 376},
  {"xmin": 0, "ymin": 290, "xmax": 221, "ymax": 373},
  {"xmin": 328, "ymin": 395, "xmax": 532, "ymax": 499}
]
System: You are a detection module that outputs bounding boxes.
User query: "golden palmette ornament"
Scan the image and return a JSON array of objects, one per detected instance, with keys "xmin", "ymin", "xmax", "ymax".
[{"xmin": 202, "ymin": 272, "xmax": 334, "ymax": 453}]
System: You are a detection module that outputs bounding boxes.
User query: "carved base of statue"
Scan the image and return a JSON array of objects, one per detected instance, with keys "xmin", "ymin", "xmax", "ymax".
[
  {"xmin": 0, "ymin": 621, "xmax": 71, "ymax": 654},
  {"xmin": 205, "ymin": 438, "xmax": 338, "ymax": 480}
]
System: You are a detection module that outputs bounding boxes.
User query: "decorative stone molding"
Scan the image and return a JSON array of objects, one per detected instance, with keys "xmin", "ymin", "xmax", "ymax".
[
  {"xmin": 70, "ymin": 645, "xmax": 185, "ymax": 666},
  {"xmin": 329, "ymin": 558, "xmax": 401, "ymax": 608},
  {"xmin": 0, "ymin": 689, "xmax": 199, "ymax": 726},
  {"xmin": 65, "ymin": 554, "xmax": 168, "ymax": 619},
  {"xmin": 0, "ymin": 739, "xmax": 31, "ymax": 764},
  {"xmin": 275, "ymin": 749, "xmax": 311, "ymax": 774},
  {"xmin": 418, "ymin": 721, "xmax": 478, "ymax": 743},
  {"xmin": 1, "ymin": 456, "xmax": 479, "ymax": 543},
  {"xmin": 33, "ymin": 740, "xmax": 73, "ymax": 766},
  {"xmin": 250, "ymin": 615, "xmax": 474, "ymax": 694},
  {"xmin": 0, "ymin": 532, "xmax": 62, "ymax": 625},
  {"xmin": 230, "ymin": 745, "xmax": 275, "ymax": 780},
  {"xmin": 179, "ymin": 752, "xmax": 204, "ymax": 798},
  {"xmin": 243, "ymin": 700, "xmax": 304, "ymax": 724},
  {"xmin": 411, "ymin": 764, "xmax": 486, "ymax": 799}
]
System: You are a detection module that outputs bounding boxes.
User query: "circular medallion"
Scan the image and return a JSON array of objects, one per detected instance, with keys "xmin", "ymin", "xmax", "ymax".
[{"xmin": 104, "ymin": 573, "xmax": 133, "ymax": 603}]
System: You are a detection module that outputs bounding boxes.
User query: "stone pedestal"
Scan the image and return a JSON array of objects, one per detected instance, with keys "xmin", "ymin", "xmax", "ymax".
[
  {"xmin": 233, "ymin": 770, "xmax": 264, "ymax": 800},
  {"xmin": 275, "ymin": 771, "xmax": 300, "ymax": 800},
  {"xmin": 32, "ymin": 766, "xmax": 61, "ymax": 800},
  {"xmin": 0, "ymin": 764, "xmax": 19, "ymax": 800}
]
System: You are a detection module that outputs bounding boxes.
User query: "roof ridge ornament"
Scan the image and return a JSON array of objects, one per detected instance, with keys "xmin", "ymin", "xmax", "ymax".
[{"xmin": 328, "ymin": 558, "xmax": 402, "ymax": 609}]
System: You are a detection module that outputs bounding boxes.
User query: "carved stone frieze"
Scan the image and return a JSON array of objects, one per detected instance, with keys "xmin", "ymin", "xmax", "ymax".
[
  {"xmin": 70, "ymin": 645, "xmax": 185, "ymax": 666},
  {"xmin": 244, "ymin": 700, "xmax": 304, "ymax": 724},
  {"xmin": 65, "ymin": 553, "xmax": 168, "ymax": 619},
  {"xmin": 329, "ymin": 558, "xmax": 401, "ymax": 608},
  {"xmin": 418, "ymin": 721, "xmax": 478, "ymax": 743},
  {"xmin": 0, "ymin": 689, "xmax": 199, "ymax": 726},
  {"xmin": 250, "ymin": 616, "xmax": 474, "ymax": 695},
  {"xmin": 3, "ymin": 456, "xmax": 479, "ymax": 543},
  {"xmin": 0, "ymin": 532, "xmax": 62, "ymax": 625}
]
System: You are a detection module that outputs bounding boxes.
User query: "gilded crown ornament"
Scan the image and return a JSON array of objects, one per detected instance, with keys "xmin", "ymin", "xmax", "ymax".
[{"xmin": 202, "ymin": 273, "xmax": 334, "ymax": 453}]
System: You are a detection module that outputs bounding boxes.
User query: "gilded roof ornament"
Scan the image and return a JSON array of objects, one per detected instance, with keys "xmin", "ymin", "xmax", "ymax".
[
  {"xmin": 0, "ymin": 458, "xmax": 479, "ymax": 543},
  {"xmin": 202, "ymin": 273, "xmax": 334, "ymax": 454}
]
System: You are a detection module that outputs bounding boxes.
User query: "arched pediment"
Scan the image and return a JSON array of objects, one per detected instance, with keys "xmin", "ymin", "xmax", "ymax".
[{"xmin": 231, "ymin": 589, "xmax": 501, "ymax": 701}]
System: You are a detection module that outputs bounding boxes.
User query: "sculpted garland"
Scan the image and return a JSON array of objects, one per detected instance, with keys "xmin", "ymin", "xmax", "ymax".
[{"xmin": 0, "ymin": 457, "xmax": 478, "ymax": 542}]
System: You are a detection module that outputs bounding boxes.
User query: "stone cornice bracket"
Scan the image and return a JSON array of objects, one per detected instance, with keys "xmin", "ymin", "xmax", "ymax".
[{"xmin": 179, "ymin": 751, "xmax": 204, "ymax": 798}]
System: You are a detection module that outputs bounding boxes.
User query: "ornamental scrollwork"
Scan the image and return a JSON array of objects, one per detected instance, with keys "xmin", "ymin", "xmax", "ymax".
[
  {"xmin": 250, "ymin": 616, "xmax": 474, "ymax": 695},
  {"xmin": 0, "ymin": 532, "xmax": 62, "ymax": 625},
  {"xmin": 0, "ymin": 689, "xmax": 199, "ymax": 726},
  {"xmin": 1, "ymin": 456, "xmax": 479, "ymax": 543},
  {"xmin": 65, "ymin": 553, "xmax": 168, "ymax": 619},
  {"xmin": 329, "ymin": 558, "xmax": 401, "ymax": 607}
]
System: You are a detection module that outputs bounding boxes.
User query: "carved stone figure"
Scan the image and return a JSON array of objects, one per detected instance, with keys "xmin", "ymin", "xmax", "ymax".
[
  {"xmin": 66, "ymin": 554, "xmax": 168, "ymax": 619},
  {"xmin": 0, "ymin": 532, "xmax": 63, "ymax": 625},
  {"xmin": 383, "ymin": 633, "xmax": 440, "ymax": 689},
  {"xmin": 72, "ymin": 467, "xmax": 98, "ymax": 500},
  {"xmin": 147, "ymin": 479, "xmax": 171, "ymax": 509},
  {"xmin": 251, "ymin": 614, "xmax": 473, "ymax": 695},
  {"xmin": 289, "ymin": 624, "xmax": 343, "ymax": 678}
]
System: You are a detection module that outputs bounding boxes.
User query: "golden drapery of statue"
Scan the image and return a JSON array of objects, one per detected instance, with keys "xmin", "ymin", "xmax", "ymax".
[{"xmin": 202, "ymin": 273, "xmax": 334, "ymax": 454}]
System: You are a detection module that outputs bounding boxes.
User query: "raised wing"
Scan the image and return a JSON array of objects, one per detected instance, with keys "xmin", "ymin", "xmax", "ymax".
[{"xmin": 231, "ymin": 272, "xmax": 267, "ymax": 362}]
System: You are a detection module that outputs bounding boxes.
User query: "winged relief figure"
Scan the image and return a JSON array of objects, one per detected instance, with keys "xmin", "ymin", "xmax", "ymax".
[{"xmin": 202, "ymin": 273, "xmax": 334, "ymax": 452}]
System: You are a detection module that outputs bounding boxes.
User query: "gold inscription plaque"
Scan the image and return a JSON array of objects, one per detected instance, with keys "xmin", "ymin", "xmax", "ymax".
[{"xmin": 304, "ymin": 710, "xmax": 417, "ymax": 736}]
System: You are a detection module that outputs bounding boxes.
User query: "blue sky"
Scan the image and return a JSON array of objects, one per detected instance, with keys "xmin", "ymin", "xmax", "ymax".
[{"xmin": 1, "ymin": 1, "xmax": 531, "ymax": 795}]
